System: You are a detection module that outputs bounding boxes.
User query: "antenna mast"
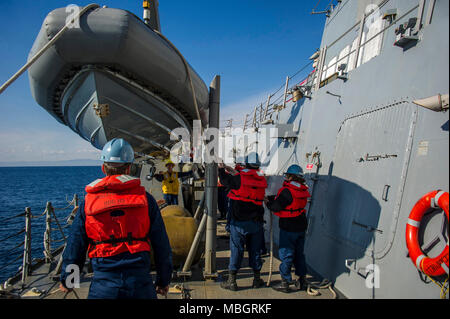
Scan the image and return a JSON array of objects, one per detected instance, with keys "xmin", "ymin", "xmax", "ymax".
[
  {"xmin": 311, "ymin": 0, "xmax": 340, "ymax": 17},
  {"xmin": 143, "ymin": 0, "xmax": 161, "ymax": 32}
]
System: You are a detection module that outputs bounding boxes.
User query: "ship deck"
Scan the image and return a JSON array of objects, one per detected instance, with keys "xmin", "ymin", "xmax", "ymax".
[
  {"xmin": 13, "ymin": 220, "xmax": 336, "ymax": 300},
  {"xmin": 6, "ymin": 160, "xmax": 337, "ymax": 300}
]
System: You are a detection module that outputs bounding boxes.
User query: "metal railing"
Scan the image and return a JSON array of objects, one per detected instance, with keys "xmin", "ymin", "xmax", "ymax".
[
  {"xmin": 241, "ymin": 61, "xmax": 315, "ymax": 131},
  {"xmin": 237, "ymin": 0, "xmax": 424, "ymax": 131},
  {"xmin": 319, "ymin": 1, "xmax": 420, "ymax": 83},
  {"xmin": 0, "ymin": 194, "xmax": 79, "ymax": 289}
]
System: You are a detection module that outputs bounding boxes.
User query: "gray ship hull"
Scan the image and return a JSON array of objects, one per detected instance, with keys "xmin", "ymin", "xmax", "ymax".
[{"xmin": 261, "ymin": 0, "xmax": 449, "ymax": 299}]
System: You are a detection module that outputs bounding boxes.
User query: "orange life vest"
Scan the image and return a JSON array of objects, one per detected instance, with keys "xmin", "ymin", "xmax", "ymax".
[
  {"xmin": 84, "ymin": 175, "xmax": 151, "ymax": 258},
  {"xmin": 227, "ymin": 169, "xmax": 268, "ymax": 206},
  {"xmin": 235, "ymin": 164, "xmax": 245, "ymax": 172},
  {"xmin": 274, "ymin": 180, "xmax": 310, "ymax": 218}
]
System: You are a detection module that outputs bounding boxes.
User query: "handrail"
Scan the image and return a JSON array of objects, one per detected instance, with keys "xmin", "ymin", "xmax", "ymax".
[
  {"xmin": 0, "ymin": 194, "xmax": 80, "ymax": 288},
  {"xmin": 241, "ymin": 60, "xmax": 315, "ymax": 130},
  {"xmin": 320, "ymin": 3, "xmax": 420, "ymax": 82},
  {"xmin": 326, "ymin": 0, "xmax": 391, "ymax": 50},
  {"xmin": 237, "ymin": 0, "xmax": 424, "ymax": 132}
]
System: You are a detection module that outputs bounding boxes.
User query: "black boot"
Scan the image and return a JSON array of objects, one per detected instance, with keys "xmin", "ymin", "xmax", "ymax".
[
  {"xmin": 294, "ymin": 276, "xmax": 306, "ymax": 291},
  {"xmin": 252, "ymin": 271, "xmax": 265, "ymax": 288},
  {"xmin": 272, "ymin": 278, "xmax": 290, "ymax": 293},
  {"xmin": 221, "ymin": 272, "xmax": 238, "ymax": 291}
]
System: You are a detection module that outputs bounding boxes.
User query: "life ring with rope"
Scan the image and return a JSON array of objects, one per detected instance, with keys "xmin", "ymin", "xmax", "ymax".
[{"xmin": 406, "ymin": 190, "xmax": 449, "ymax": 277}]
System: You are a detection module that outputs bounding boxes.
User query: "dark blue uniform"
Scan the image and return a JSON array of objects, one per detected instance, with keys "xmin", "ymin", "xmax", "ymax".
[
  {"xmin": 267, "ymin": 189, "xmax": 307, "ymax": 282},
  {"xmin": 218, "ymin": 168, "xmax": 264, "ymax": 273},
  {"xmin": 60, "ymin": 193, "xmax": 173, "ymax": 299}
]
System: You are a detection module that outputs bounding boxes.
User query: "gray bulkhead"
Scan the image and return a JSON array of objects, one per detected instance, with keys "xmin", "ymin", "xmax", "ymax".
[{"xmin": 269, "ymin": 0, "xmax": 448, "ymax": 298}]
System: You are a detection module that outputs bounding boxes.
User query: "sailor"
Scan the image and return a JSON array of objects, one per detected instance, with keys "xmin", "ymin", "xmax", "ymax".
[
  {"xmin": 222, "ymin": 159, "xmax": 244, "ymax": 229},
  {"xmin": 59, "ymin": 138, "xmax": 173, "ymax": 299},
  {"xmin": 265, "ymin": 164, "xmax": 311, "ymax": 293},
  {"xmin": 217, "ymin": 178, "xmax": 228, "ymax": 220},
  {"xmin": 154, "ymin": 159, "xmax": 193, "ymax": 206},
  {"xmin": 218, "ymin": 152, "xmax": 268, "ymax": 291}
]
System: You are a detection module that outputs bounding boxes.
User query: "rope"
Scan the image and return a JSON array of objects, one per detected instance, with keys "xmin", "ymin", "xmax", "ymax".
[
  {"xmin": 305, "ymin": 278, "xmax": 337, "ymax": 299},
  {"xmin": 266, "ymin": 212, "xmax": 274, "ymax": 286},
  {"xmin": 53, "ymin": 202, "xmax": 76, "ymax": 212},
  {"xmin": 49, "ymin": 209, "xmax": 67, "ymax": 242},
  {"xmin": 441, "ymin": 277, "xmax": 449, "ymax": 299},
  {"xmin": 312, "ymin": 0, "xmax": 322, "ymax": 13},
  {"xmin": 0, "ymin": 228, "xmax": 25, "ymax": 243},
  {"xmin": 421, "ymin": 259, "xmax": 449, "ymax": 299},
  {"xmin": 30, "ymin": 208, "xmax": 48, "ymax": 219},
  {"xmin": 0, "ymin": 212, "xmax": 26, "ymax": 223},
  {"xmin": 1, "ymin": 240, "xmax": 25, "ymax": 256},
  {"xmin": 0, "ymin": 253, "xmax": 24, "ymax": 272},
  {"xmin": 0, "ymin": 3, "xmax": 100, "ymax": 95},
  {"xmin": 65, "ymin": 206, "xmax": 79, "ymax": 225},
  {"xmin": 50, "ymin": 238, "xmax": 67, "ymax": 244}
]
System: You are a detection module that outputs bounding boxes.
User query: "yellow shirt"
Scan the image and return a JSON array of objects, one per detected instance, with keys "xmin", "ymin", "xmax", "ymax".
[{"xmin": 162, "ymin": 172, "xmax": 179, "ymax": 195}]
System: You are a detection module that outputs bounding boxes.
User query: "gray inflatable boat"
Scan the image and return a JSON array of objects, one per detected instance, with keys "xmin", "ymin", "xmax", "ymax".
[{"xmin": 28, "ymin": 6, "xmax": 209, "ymax": 154}]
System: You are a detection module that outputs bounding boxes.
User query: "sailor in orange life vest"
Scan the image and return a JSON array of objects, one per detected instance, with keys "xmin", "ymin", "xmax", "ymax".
[
  {"xmin": 59, "ymin": 138, "xmax": 173, "ymax": 299},
  {"xmin": 218, "ymin": 152, "xmax": 268, "ymax": 291},
  {"xmin": 223, "ymin": 161, "xmax": 246, "ymax": 232},
  {"xmin": 265, "ymin": 164, "xmax": 311, "ymax": 293}
]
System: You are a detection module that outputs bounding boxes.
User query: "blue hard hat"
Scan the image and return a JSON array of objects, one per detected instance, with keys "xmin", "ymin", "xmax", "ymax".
[
  {"xmin": 285, "ymin": 164, "xmax": 304, "ymax": 177},
  {"xmin": 245, "ymin": 152, "xmax": 261, "ymax": 167},
  {"xmin": 100, "ymin": 138, "xmax": 135, "ymax": 164}
]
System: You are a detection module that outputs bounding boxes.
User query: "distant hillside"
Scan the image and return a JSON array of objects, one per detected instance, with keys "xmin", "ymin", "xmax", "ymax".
[{"xmin": 0, "ymin": 159, "xmax": 102, "ymax": 167}]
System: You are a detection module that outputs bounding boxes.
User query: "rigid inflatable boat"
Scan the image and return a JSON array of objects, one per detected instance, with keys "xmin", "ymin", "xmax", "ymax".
[{"xmin": 28, "ymin": 6, "xmax": 209, "ymax": 154}]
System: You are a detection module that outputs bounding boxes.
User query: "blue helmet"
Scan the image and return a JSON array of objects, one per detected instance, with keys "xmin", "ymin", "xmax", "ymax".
[
  {"xmin": 244, "ymin": 152, "xmax": 261, "ymax": 168},
  {"xmin": 100, "ymin": 138, "xmax": 135, "ymax": 164},
  {"xmin": 285, "ymin": 164, "xmax": 304, "ymax": 177}
]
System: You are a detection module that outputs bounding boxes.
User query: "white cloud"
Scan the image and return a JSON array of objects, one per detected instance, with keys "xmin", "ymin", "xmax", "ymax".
[{"xmin": 0, "ymin": 129, "xmax": 100, "ymax": 162}]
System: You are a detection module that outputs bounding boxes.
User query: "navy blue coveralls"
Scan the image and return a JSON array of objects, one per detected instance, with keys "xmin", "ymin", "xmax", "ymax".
[
  {"xmin": 266, "ymin": 189, "xmax": 308, "ymax": 282},
  {"xmin": 60, "ymin": 193, "xmax": 173, "ymax": 299},
  {"xmin": 218, "ymin": 168, "xmax": 265, "ymax": 273}
]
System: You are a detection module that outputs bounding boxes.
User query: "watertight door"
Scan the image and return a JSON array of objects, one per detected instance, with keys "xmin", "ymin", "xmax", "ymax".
[{"xmin": 322, "ymin": 101, "xmax": 417, "ymax": 257}]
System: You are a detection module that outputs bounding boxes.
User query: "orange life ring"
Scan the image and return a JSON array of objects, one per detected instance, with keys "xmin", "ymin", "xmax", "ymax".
[{"xmin": 406, "ymin": 190, "xmax": 449, "ymax": 277}]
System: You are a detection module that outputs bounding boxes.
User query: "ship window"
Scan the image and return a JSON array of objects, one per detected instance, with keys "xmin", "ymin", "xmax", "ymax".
[
  {"xmin": 347, "ymin": 38, "xmax": 358, "ymax": 72},
  {"xmin": 338, "ymin": 45, "xmax": 350, "ymax": 66},
  {"xmin": 317, "ymin": 4, "xmax": 387, "ymax": 88},
  {"xmin": 359, "ymin": 14, "xmax": 386, "ymax": 66},
  {"xmin": 324, "ymin": 56, "xmax": 338, "ymax": 79}
]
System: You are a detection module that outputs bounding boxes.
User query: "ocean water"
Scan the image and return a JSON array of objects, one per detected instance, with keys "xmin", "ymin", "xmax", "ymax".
[{"xmin": 0, "ymin": 166, "xmax": 103, "ymax": 283}]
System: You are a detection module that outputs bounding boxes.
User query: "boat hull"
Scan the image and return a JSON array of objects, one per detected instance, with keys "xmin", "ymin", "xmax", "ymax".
[{"xmin": 28, "ymin": 6, "xmax": 209, "ymax": 152}]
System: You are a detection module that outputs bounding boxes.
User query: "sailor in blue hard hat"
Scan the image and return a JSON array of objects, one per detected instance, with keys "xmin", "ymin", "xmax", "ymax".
[
  {"xmin": 59, "ymin": 138, "xmax": 173, "ymax": 299},
  {"xmin": 218, "ymin": 151, "xmax": 268, "ymax": 291},
  {"xmin": 265, "ymin": 164, "xmax": 311, "ymax": 293},
  {"xmin": 284, "ymin": 164, "xmax": 304, "ymax": 178},
  {"xmin": 99, "ymin": 138, "xmax": 135, "ymax": 175},
  {"xmin": 100, "ymin": 138, "xmax": 135, "ymax": 163},
  {"xmin": 244, "ymin": 152, "xmax": 261, "ymax": 169}
]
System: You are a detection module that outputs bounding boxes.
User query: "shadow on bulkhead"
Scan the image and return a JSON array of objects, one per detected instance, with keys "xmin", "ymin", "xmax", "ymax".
[{"xmin": 304, "ymin": 161, "xmax": 382, "ymax": 283}]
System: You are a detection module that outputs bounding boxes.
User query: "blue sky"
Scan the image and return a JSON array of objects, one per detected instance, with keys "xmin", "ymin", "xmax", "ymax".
[{"xmin": 0, "ymin": 0, "xmax": 327, "ymax": 162}]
